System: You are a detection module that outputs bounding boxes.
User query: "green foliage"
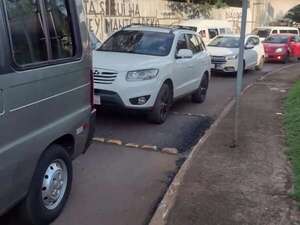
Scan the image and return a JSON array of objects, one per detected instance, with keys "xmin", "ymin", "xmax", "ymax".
[
  {"xmin": 285, "ymin": 5, "xmax": 300, "ymax": 23},
  {"xmin": 284, "ymin": 80, "xmax": 300, "ymax": 201}
]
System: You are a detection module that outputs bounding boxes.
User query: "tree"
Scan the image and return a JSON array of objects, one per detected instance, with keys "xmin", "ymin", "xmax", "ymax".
[
  {"xmin": 285, "ymin": 5, "xmax": 300, "ymax": 23},
  {"xmin": 169, "ymin": 0, "xmax": 242, "ymax": 7}
]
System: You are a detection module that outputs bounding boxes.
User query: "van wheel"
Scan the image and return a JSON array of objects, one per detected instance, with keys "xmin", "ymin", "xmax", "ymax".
[
  {"xmin": 255, "ymin": 56, "xmax": 264, "ymax": 70},
  {"xmin": 20, "ymin": 145, "xmax": 72, "ymax": 225},
  {"xmin": 148, "ymin": 83, "xmax": 172, "ymax": 124},
  {"xmin": 192, "ymin": 74, "xmax": 209, "ymax": 103}
]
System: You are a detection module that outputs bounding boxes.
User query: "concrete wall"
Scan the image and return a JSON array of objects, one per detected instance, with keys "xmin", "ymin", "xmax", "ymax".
[
  {"xmin": 249, "ymin": 0, "xmax": 300, "ymax": 29},
  {"xmin": 84, "ymin": 0, "xmax": 250, "ymax": 40}
]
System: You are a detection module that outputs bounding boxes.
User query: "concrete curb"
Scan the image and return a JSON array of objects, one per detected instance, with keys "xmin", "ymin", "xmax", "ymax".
[{"xmin": 148, "ymin": 63, "xmax": 300, "ymax": 225}]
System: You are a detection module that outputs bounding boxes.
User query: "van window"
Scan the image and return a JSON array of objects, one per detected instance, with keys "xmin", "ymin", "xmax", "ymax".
[
  {"xmin": 199, "ymin": 30, "xmax": 206, "ymax": 38},
  {"xmin": 4, "ymin": 0, "xmax": 48, "ymax": 65},
  {"xmin": 4, "ymin": 0, "xmax": 76, "ymax": 66},
  {"xmin": 220, "ymin": 28, "xmax": 226, "ymax": 34},
  {"xmin": 208, "ymin": 29, "xmax": 219, "ymax": 39},
  {"xmin": 272, "ymin": 30, "xmax": 278, "ymax": 34},
  {"xmin": 280, "ymin": 30, "xmax": 298, "ymax": 34},
  {"xmin": 45, "ymin": 0, "xmax": 75, "ymax": 59}
]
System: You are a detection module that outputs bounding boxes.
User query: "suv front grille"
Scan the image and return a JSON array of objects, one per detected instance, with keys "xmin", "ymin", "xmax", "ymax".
[{"xmin": 93, "ymin": 69, "xmax": 118, "ymax": 84}]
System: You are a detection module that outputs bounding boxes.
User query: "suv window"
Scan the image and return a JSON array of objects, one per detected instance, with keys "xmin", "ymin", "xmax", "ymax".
[
  {"xmin": 4, "ymin": 0, "xmax": 75, "ymax": 66},
  {"xmin": 252, "ymin": 37, "xmax": 260, "ymax": 45},
  {"xmin": 186, "ymin": 34, "xmax": 202, "ymax": 54},
  {"xmin": 176, "ymin": 34, "xmax": 187, "ymax": 54},
  {"xmin": 100, "ymin": 30, "xmax": 175, "ymax": 56}
]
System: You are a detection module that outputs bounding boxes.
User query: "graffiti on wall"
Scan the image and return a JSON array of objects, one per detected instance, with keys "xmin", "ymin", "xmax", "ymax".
[{"xmin": 84, "ymin": 0, "xmax": 161, "ymax": 40}]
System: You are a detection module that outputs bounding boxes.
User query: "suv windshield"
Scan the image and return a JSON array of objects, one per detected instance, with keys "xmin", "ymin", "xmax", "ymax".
[
  {"xmin": 99, "ymin": 30, "xmax": 175, "ymax": 56},
  {"xmin": 252, "ymin": 29, "xmax": 271, "ymax": 38},
  {"xmin": 208, "ymin": 36, "xmax": 240, "ymax": 48},
  {"xmin": 264, "ymin": 35, "xmax": 289, "ymax": 44}
]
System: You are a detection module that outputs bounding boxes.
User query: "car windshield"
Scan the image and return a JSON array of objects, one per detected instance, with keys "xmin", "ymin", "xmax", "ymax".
[
  {"xmin": 208, "ymin": 36, "xmax": 240, "ymax": 48},
  {"xmin": 264, "ymin": 35, "xmax": 289, "ymax": 44},
  {"xmin": 98, "ymin": 30, "xmax": 175, "ymax": 56},
  {"xmin": 252, "ymin": 29, "xmax": 271, "ymax": 38}
]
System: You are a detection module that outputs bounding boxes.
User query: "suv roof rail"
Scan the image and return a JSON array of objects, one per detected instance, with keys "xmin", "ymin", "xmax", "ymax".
[
  {"xmin": 122, "ymin": 24, "xmax": 197, "ymax": 33},
  {"xmin": 170, "ymin": 25, "xmax": 197, "ymax": 32}
]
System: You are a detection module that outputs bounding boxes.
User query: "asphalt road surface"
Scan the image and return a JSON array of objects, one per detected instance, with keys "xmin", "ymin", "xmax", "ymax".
[{"xmin": 0, "ymin": 62, "xmax": 292, "ymax": 225}]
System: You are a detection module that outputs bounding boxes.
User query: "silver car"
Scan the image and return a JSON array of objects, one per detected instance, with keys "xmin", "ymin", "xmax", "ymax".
[{"xmin": 0, "ymin": 0, "xmax": 95, "ymax": 224}]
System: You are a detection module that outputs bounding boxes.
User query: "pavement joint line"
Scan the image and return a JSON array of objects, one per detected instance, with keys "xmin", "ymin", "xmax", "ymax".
[
  {"xmin": 148, "ymin": 63, "xmax": 300, "ymax": 225},
  {"xmin": 93, "ymin": 137, "xmax": 179, "ymax": 155}
]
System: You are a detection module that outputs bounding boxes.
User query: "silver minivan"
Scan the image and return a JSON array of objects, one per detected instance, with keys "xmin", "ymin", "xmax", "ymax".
[{"xmin": 0, "ymin": 0, "xmax": 95, "ymax": 224}]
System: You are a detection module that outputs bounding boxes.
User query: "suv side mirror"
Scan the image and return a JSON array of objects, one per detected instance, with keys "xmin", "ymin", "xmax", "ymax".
[
  {"xmin": 245, "ymin": 44, "xmax": 255, "ymax": 50},
  {"xmin": 176, "ymin": 49, "xmax": 193, "ymax": 59}
]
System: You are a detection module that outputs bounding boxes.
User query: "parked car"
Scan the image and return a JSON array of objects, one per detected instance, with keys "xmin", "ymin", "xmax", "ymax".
[
  {"xmin": 0, "ymin": 0, "xmax": 95, "ymax": 224},
  {"xmin": 252, "ymin": 26, "xmax": 299, "ymax": 41},
  {"xmin": 180, "ymin": 19, "xmax": 233, "ymax": 44},
  {"xmin": 89, "ymin": 32, "xmax": 102, "ymax": 50},
  {"xmin": 206, "ymin": 35, "xmax": 265, "ymax": 73},
  {"xmin": 93, "ymin": 25, "xmax": 211, "ymax": 124},
  {"xmin": 263, "ymin": 34, "xmax": 300, "ymax": 63}
]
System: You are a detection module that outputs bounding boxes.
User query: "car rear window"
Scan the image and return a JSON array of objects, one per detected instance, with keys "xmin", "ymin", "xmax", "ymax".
[
  {"xmin": 264, "ymin": 35, "xmax": 289, "ymax": 44},
  {"xmin": 99, "ymin": 30, "xmax": 175, "ymax": 56}
]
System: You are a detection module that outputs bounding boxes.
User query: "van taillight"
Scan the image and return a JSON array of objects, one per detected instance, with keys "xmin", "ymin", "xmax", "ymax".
[{"xmin": 90, "ymin": 69, "xmax": 94, "ymax": 109}]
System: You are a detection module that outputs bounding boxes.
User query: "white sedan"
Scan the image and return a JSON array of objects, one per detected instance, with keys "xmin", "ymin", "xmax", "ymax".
[{"xmin": 207, "ymin": 34, "xmax": 265, "ymax": 73}]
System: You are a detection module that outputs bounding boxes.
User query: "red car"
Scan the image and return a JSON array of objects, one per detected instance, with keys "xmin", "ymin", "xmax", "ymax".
[{"xmin": 263, "ymin": 34, "xmax": 300, "ymax": 63}]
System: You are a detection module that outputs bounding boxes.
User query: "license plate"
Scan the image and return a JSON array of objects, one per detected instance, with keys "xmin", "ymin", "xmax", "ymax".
[
  {"xmin": 215, "ymin": 64, "xmax": 222, "ymax": 69},
  {"xmin": 94, "ymin": 95, "xmax": 101, "ymax": 105}
]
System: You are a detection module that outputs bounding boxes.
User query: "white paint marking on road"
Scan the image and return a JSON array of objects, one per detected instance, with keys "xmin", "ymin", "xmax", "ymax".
[{"xmin": 92, "ymin": 137, "xmax": 179, "ymax": 155}]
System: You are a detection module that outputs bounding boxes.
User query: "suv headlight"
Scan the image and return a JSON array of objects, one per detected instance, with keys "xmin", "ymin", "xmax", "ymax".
[
  {"xmin": 126, "ymin": 69, "xmax": 159, "ymax": 81},
  {"xmin": 275, "ymin": 48, "xmax": 284, "ymax": 53},
  {"xmin": 226, "ymin": 54, "xmax": 238, "ymax": 60}
]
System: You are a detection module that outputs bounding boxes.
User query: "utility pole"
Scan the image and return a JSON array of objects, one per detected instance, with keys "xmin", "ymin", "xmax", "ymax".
[{"xmin": 233, "ymin": 0, "xmax": 248, "ymax": 147}]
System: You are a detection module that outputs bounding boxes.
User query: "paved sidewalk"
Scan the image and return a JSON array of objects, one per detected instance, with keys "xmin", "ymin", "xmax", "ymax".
[{"xmin": 165, "ymin": 65, "xmax": 300, "ymax": 225}]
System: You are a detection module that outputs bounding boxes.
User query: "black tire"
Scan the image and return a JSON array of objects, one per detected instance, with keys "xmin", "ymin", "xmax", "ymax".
[
  {"xmin": 192, "ymin": 74, "xmax": 209, "ymax": 103},
  {"xmin": 284, "ymin": 53, "xmax": 290, "ymax": 64},
  {"xmin": 19, "ymin": 145, "xmax": 73, "ymax": 225},
  {"xmin": 255, "ymin": 56, "xmax": 264, "ymax": 71},
  {"xmin": 148, "ymin": 83, "xmax": 172, "ymax": 124}
]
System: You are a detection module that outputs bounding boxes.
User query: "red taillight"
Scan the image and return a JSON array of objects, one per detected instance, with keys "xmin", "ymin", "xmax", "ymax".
[{"xmin": 90, "ymin": 69, "xmax": 94, "ymax": 109}]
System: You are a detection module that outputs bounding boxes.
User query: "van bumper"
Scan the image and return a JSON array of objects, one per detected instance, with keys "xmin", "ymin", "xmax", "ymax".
[{"xmin": 84, "ymin": 108, "xmax": 96, "ymax": 152}]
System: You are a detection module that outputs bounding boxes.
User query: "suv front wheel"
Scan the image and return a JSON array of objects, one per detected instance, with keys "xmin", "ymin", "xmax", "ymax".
[
  {"xmin": 148, "ymin": 83, "xmax": 172, "ymax": 124},
  {"xmin": 192, "ymin": 74, "xmax": 209, "ymax": 103},
  {"xmin": 20, "ymin": 144, "xmax": 72, "ymax": 225}
]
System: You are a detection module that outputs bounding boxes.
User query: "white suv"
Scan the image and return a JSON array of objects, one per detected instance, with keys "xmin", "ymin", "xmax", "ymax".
[{"xmin": 93, "ymin": 25, "xmax": 211, "ymax": 124}]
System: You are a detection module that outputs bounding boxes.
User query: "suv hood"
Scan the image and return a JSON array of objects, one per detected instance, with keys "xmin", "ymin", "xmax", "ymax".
[
  {"xmin": 207, "ymin": 46, "xmax": 239, "ymax": 57},
  {"xmin": 93, "ymin": 51, "xmax": 168, "ymax": 72}
]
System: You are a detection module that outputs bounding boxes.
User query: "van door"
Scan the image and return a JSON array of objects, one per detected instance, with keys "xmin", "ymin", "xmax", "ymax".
[{"xmin": 0, "ymin": 0, "xmax": 89, "ymax": 213}]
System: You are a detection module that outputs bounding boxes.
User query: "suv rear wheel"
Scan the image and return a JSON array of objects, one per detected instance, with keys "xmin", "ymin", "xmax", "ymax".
[
  {"xmin": 20, "ymin": 144, "xmax": 72, "ymax": 225},
  {"xmin": 192, "ymin": 74, "xmax": 209, "ymax": 103},
  {"xmin": 148, "ymin": 83, "xmax": 172, "ymax": 124}
]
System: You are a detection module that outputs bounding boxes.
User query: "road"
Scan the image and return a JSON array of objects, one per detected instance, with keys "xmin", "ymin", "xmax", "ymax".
[{"xmin": 0, "ymin": 63, "xmax": 290, "ymax": 225}]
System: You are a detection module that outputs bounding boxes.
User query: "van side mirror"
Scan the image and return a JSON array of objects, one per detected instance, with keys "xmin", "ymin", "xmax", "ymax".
[{"xmin": 176, "ymin": 49, "xmax": 193, "ymax": 59}]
